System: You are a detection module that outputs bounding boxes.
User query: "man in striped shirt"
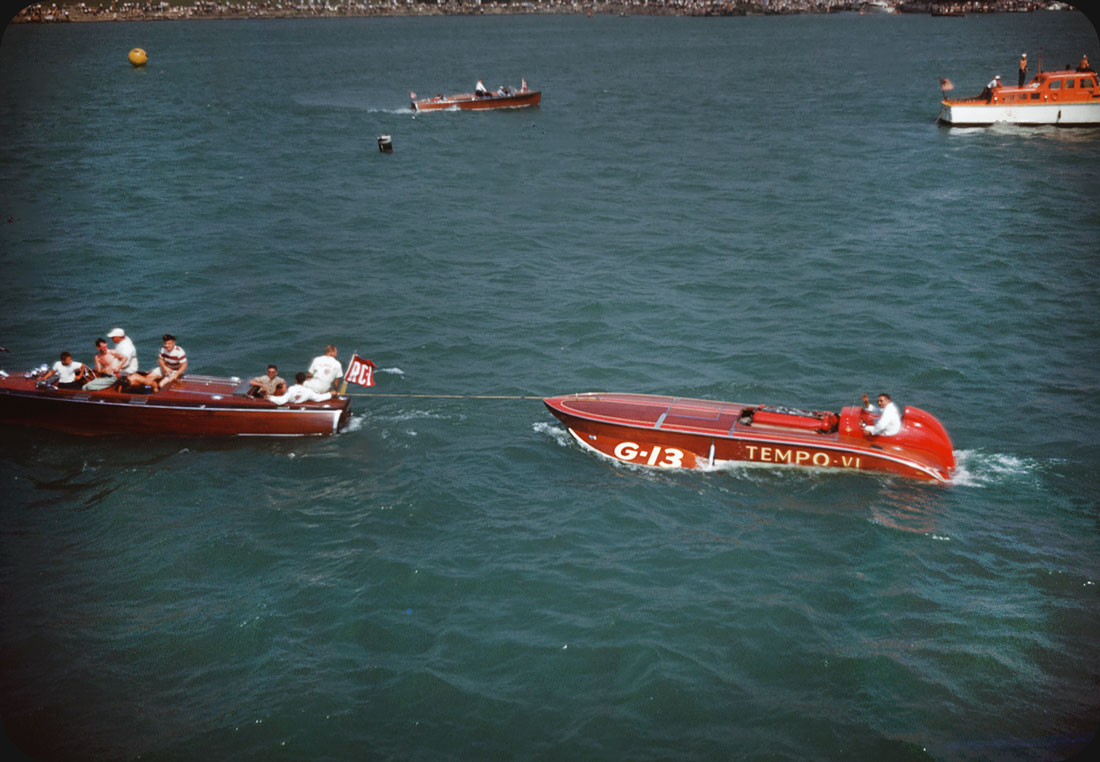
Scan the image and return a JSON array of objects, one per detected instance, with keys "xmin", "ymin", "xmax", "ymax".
[
  {"xmin": 151, "ymin": 334, "xmax": 187, "ymax": 389},
  {"xmin": 127, "ymin": 334, "xmax": 187, "ymax": 392}
]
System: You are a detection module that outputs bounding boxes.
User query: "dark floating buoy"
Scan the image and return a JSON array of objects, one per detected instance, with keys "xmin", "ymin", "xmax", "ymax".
[{"xmin": 377, "ymin": 135, "xmax": 393, "ymax": 153}]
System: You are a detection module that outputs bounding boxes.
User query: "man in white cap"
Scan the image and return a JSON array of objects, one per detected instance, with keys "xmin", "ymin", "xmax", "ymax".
[
  {"xmin": 1018, "ymin": 53, "xmax": 1027, "ymax": 87},
  {"xmin": 107, "ymin": 328, "xmax": 138, "ymax": 376},
  {"xmin": 983, "ymin": 75, "xmax": 1001, "ymax": 102}
]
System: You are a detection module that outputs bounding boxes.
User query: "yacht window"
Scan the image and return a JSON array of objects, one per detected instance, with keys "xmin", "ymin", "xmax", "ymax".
[
  {"xmin": 1082, "ymin": 78, "xmax": 1095, "ymax": 88},
  {"xmin": 1031, "ymin": 93, "xmax": 1040, "ymax": 100},
  {"xmin": 1049, "ymin": 80, "xmax": 1062, "ymax": 90},
  {"xmin": 1066, "ymin": 79, "xmax": 1076, "ymax": 89}
]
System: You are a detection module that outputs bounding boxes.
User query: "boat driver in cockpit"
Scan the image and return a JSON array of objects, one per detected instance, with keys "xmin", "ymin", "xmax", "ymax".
[{"xmin": 861, "ymin": 393, "xmax": 902, "ymax": 437}]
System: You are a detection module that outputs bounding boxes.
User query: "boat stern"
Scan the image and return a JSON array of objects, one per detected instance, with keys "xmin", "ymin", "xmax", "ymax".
[{"xmin": 334, "ymin": 395, "xmax": 354, "ymax": 433}]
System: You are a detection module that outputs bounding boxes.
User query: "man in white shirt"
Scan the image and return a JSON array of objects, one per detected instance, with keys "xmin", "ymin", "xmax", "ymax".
[
  {"xmin": 42, "ymin": 351, "xmax": 89, "ymax": 389},
  {"xmin": 304, "ymin": 345, "xmax": 342, "ymax": 394},
  {"xmin": 107, "ymin": 328, "xmax": 138, "ymax": 376},
  {"xmin": 861, "ymin": 393, "xmax": 902, "ymax": 437},
  {"xmin": 269, "ymin": 373, "xmax": 333, "ymax": 406}
]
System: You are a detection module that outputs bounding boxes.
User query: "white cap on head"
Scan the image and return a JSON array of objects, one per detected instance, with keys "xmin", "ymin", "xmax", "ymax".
[{"xmin": 107, "ymin": 328, "xmax": 125, "ymax": 338}]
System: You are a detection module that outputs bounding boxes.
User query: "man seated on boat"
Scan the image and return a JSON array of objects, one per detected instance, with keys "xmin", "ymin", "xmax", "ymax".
[
  {"xmin": 475, "ymin": 79, "xmax": 488, "ymax": 97},
  {"xmin": 41, "ymin": 351, "xmax": 89, "ymax": 390},
  {"xmin": 304, "ymin": 345, "xmax": 342, "ymax": 395},
  {"xmin": 861, "ymin": 393, "xmax": 902, "ymax": 437},
  {"xmin": 1078, "ymin": 55, "xmax": 1093, "ymax": 73},
  {"xmin": 149, "ymin": 334, "xmax": 187, "ymax": 389},
  {"xmin": 268, "ymin": 372, "xmax": 334, "ymax": 406},
  {"xmin": 107, "ymin": 328, "xmax": 138, "ymax": 377},
  {"xmin": 93, "ymin": 337, "xmax": 124, "ymax": 378},
  {"xmin": 123, "ymin": 334, "xmax": 187, "ymax": 393},
  {"xmin": 247, "ymin": 364, "xmax": 286, "ymax": 398}
]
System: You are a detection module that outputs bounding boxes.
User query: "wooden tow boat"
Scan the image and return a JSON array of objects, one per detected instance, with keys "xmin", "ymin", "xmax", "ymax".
[
  {"xmin": 0, "ymin": 372, "xmax": 351, "ymax": 437},
  {"xmin": 544, "ymin": 393, "xmax": 956, "ymax": 483},
  {"xmin": 410, "ymin": 86, "xmax": 541, "ymax": 112},
  {"xmin": 939, "ymin": 67, "xmax": 1100, "ymax": 127}
]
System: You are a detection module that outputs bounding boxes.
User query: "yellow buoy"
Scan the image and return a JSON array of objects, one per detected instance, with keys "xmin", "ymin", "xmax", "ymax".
[{"xmin": 128, "ymin": 48, "xmax": 147, "ymax": 67}]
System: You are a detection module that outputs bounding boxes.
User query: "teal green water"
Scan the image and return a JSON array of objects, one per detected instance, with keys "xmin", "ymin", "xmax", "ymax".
[{"xmin": 2, "ymin": 11, "xmax": 1099, "ymax": 761}]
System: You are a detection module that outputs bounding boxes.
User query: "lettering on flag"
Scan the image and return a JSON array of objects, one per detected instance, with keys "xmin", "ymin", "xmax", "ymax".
[{"xmin": 344, "ymin": 354, "xmax": 377, "ymax": 388}]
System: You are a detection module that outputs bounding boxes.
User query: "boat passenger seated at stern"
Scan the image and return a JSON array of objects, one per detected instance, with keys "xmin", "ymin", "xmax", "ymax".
[
  {"xmin": 543, "ymin": 393, "xmax": 956, "ymax": 483},
  {"xmin": 938, "ymin": 66, "xmax": 1100, "ymax": 127}
]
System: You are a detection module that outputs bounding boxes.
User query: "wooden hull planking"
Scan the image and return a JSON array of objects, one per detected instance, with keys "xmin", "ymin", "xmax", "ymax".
[{"xmin": 0, "ymin": 374, "xmax": 351, "ymax": 437}]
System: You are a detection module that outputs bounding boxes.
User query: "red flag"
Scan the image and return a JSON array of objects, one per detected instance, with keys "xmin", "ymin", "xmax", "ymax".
[
  {"xmin": 344, "ymin": 354, "xmax": 377, "ymax": 387},
  {"xmin": 521, "ymin": 78, "xmax": 527, "ymax": 92},
  {"xmin": 938, "ymin": 77, "xmax": 954, "ymax": 92},
  {"xmin": 410, "ymin": 91, "xmax": 417, "ymax": 100}
]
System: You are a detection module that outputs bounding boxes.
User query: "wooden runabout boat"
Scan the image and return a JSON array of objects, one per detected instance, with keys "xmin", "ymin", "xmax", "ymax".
[
  {"xmin": 0, "ymin": 372, "xmax": 351, "ymax": 437},
  {"xmin": 410, "ymin": 84, "xmax": 541, "ymax": 112},
  {"xmin": 544, "ymin": 393, "xmax": 956, "ymax": 483},
  {"xmin": 938, "ymin": 66, "xmax": 1100, "ymax": 127}
]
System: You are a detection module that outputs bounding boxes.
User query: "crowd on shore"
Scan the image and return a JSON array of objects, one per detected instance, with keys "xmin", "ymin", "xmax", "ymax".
[{"xmin": 9, "ymin": 0, "xmax": 1072, "ymax": 24}]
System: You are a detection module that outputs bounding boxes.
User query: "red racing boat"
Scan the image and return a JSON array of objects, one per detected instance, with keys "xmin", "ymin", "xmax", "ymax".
[
  {"xmin": 0, "ymin": 372, "xmax": 351, "ymax": 437},
  {"xmin": 410, "ymin": 83, "xmax": 541, "ymax": 112},
  {"xmin": 544, "ymin": 393, "xmax": 956, "ymax": 483}
]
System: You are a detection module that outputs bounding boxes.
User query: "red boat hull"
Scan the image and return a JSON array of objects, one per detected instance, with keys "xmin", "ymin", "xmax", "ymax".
[
  {"xmin": 544, "ymin": 393, "xmax": 955, "ymax": 483},
  {"xmin": 0, "ymin": 374, "xmax": 350, "ymax": 437},
  {"xmin": 411, "ymin": 90, "xmax": 541, "ymax": 112}
]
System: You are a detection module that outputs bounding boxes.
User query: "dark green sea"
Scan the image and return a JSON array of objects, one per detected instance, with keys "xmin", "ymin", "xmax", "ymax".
[{"xmin": 2, "ymin": 10, "xmax": 1099, "ymax": 761}]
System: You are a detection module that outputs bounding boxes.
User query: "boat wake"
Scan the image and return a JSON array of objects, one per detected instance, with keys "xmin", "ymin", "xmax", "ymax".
[
  {"xmin": 291, "ymin": 93, "xmax": 412, "ymax": 115},
  {"xmin": 342, "ymin": 414, "xmax": 367, "ymax": 434},
  {"xmin": 377, "ymin": 408, "xmax": 456, "ymax": 424},
  {"xmin": 949, "ymin": 449, "xmax": 1041, "ymax": 487},
  {"xmin": 533, "ymin": 421, "xmax": 572, "ymax": 450}
]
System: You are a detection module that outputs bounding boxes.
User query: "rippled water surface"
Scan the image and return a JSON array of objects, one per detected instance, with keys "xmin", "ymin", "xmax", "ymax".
[{"xmin": 2, "ymin": 11, "xmax": 1099, "ymax": 762}]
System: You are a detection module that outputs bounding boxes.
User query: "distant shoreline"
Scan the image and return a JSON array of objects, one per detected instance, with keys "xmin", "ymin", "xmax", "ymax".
[{"xmin": 8, "ymin": 1, "xmax": 1069, "ymax": 25}]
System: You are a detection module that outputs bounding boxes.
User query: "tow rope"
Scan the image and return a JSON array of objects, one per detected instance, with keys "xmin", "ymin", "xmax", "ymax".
[{"xmin": 340, "ymin": 392, "xmax": 543, "ymax": 400}]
